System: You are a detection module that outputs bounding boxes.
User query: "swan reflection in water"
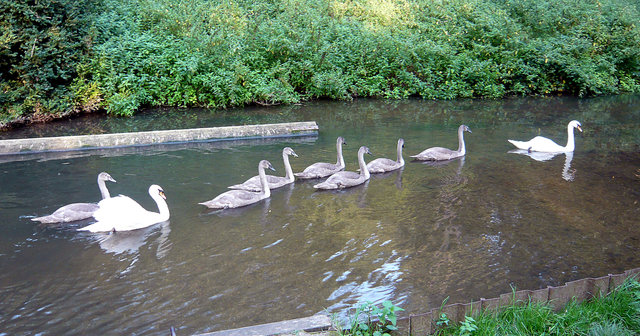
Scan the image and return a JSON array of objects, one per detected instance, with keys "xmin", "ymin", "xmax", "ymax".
[
  {"xmin": 508, "ymin": 150, "xmax": 575, "ymax": 181},
  {"xmin": 92, "ymin": 220, "xmax": 172, "ymax": 256}
]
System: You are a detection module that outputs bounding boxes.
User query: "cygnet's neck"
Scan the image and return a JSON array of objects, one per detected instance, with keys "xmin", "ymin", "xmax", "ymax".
[
  {"xmin": 98, "ymin": 178, "xmax": 111, "ymax": 199},
  {"xmin": 457, "ymin": 127, "xmax": 466, "ymax": 155},
  {"xmin": 336, "ymin": 140, "xmax": 345, "ymax": 168},
  {"xmin": 283, "ymin": 152, "xmax": 294, "ymax": 181},
  {"xmin": 396, "ymin": 141, "xmax": 404, "ymax": 165},
  {"xmin": 358, "ymin": 149, "xmax": 370, "ymax": 180},
  {"xmin": 258, "ymin": 165, "xmax": 271, "ymax": 197}
]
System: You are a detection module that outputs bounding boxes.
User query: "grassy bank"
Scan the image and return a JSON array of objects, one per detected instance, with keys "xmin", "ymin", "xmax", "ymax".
[
  {"xmin": 432, "ymin": 280, "xmax": 640, "ymax": 336},
  {"xmin": 335, "ymin": 280, "xmax": 640, "ymax": 336},
  {"xmin": 438, "ymin": 281, "xmax": 640, "ymax": 336},
  {"xmin": 2, "ymin": 0, "xmax": 640, "ymax": 126}
]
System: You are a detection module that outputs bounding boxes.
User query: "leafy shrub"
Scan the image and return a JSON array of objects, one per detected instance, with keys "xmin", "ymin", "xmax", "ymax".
[
  {"xmin": 338, "ymin": 300, "xmax": 404, "ymax": 336},
  {"xmin": 2, "ymin": 0, "xmax": 639, "ymax": 122},
  {"xmin": 0, "ymin": 0, "xmax": 94, "ymax": 124}
]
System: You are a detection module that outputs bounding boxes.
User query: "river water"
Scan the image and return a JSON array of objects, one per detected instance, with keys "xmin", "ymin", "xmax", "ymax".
[{"xmin": 0, "ymin": 95, "xmax": 639, "ymax": 335}]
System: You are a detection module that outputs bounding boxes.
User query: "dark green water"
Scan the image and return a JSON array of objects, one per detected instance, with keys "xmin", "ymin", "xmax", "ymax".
[{"xmin": 0, "ymin": 95, "xmax": 639, "ymax": 335}]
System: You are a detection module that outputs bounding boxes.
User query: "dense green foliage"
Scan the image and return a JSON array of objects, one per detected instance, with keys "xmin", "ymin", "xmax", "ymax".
[
  {"xmin": 436, "ymin": 280, "xmax": 640, "ymax": 335},
  {"xmin": 2, "ymin": 0, "xmax": 640, "ymax": 123},
  {"xmin": 0, "ymin": 0, "xmax": 95, "ymax": 123}
]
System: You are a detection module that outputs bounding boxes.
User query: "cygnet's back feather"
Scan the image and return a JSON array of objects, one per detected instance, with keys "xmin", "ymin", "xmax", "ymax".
[
  {"xmin": 314, "ymin": 146, "xmax": 372, "ymax": 190},
  {"xmin": 411, "ymin": 125, "xmax": 471, "ymax": 161},
  {"xmin": 367, "ymin": 138, "xmax": 404, "ymax": 173},
  {"xmin": 228, "ymin": 147, "xmax": 297, "ymax": 191},
  {"xmin": 295, "ymin": 137, "xmax": 346, "ymax": 179},
  {"xmin": 32, "ymin": 172, "xmax": 116, "ymax": 224},
  {"xmin": 200, "ymin": 160, "xmax": 275, "ymax": 209}
]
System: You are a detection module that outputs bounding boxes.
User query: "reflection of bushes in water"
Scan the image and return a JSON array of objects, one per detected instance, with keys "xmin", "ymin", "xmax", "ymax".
[{"xmin": 2, "ymin": 0, "xmax": 640, "ymax": 122}]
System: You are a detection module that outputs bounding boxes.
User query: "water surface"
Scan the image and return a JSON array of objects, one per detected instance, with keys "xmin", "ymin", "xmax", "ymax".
[{"xmin": 0, "ymin": 95, "xmax": 639, "ymax": 335}]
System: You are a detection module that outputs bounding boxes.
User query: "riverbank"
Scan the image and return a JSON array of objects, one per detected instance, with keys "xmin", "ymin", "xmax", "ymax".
[
  {"xmin": 194, "ymin": 268, "xmax": 640, "ymax": 336},
  {"xmin": 2, "ymin": 0, "xmax": 639, "ymax": 124}
]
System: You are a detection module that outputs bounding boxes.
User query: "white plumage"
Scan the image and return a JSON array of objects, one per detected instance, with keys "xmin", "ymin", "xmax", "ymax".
[
  {"xmin": 78, "ymin": 184, "xmax": 169, "ymax": 232},
  {"xmin": 508, "ymin": 120, "xmax": 582, "ymax": 153}
]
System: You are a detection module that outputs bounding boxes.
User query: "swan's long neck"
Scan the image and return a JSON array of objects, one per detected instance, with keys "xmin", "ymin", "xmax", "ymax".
[
  {"xmin": 457, "ymin": 127, "xmax": 466, "ymax": 155},
  {"xmin": 151, "ymin": 192, "xmax": 170, "ymax": 221},
  {"xmin": 358, "ymin": 149, "xmax": 370, "ymax": 180},
  {"xmin": 258, "ymin": 165, "xmax": 271, "ymax": 198},
  {"xmin": 396, "ymin": 141, "xmax": 404, "ymax": 165},
  {"xmin": 283, "ymin": 153, "xmax": 294, "ymax": 182},
  {"xmin": 336, "ymin": 140, "xmax": 345, "ymax": 168},
  {"xmin": 564, "ymin": 124, "xmax": 576, "ymax": 152},
  {"xmin": 97, "ymin": 177, "xmax": 111, "ymax": 199}
]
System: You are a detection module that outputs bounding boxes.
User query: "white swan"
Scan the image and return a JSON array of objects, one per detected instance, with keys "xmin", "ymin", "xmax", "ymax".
[
  {"xmin": 411, "ymin": 125, "xmax": 472, "ymax": 161},
  {"xmin": 295, "ymin": 136, "xmax": 346, "ymax": 179},
  {"xmin": 200, "ymin": 160, "xmax": 275, "ymax": 209},
  {"xmin": 78, "ymin": 184, "xmax": 169, "ymax": 232},
  {"xmin": 228, "ymin": 147, "xmax": 298, "ymax": 191},
  {"xmin": 314, "ymin": 146, "xmax": 372, "ymax": 190},
  {"xmin": 32, "ymin": 172, "xmax": 116, "ymax": 224},
  {"xmin": 366, "ymin": 138, "xmax": 404, "ymax": 173},
  {"xmin": 508, "ymin": 120, "xmax": 582, "ymax": 152}
]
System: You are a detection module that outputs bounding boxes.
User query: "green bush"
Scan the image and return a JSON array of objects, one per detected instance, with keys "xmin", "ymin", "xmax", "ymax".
[
  {"xmin": 0, "ymin": 0, "xmax": 95, "ymax": 123},
  {"xmin": 2, "ymin": 0, "xmax": 639, "ymax": 121}
]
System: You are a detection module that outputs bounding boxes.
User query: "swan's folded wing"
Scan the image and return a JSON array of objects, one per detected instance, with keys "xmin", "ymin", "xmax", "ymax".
[{"xmin": 93, "ymin": 196, "xmax": 148, "ymax": 222}]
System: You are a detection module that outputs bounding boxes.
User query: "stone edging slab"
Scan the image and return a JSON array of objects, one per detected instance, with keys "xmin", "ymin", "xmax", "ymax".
[
  {"xmin": 0, "ymin": 121, "xmax": 318, "ymax": 155},
  {"xmin": 193, "ymin": 315, "xmax": 332, "ymax": 336}
]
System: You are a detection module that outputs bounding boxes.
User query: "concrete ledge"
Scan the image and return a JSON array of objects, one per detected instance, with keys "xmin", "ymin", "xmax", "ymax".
[
  {"xmin": 194, "ymin": 314, "xmax": 333, "ymax": 336},
  {"xmin": 0, "ymin": 134, "xmax": 318, "ymax": 164},
  {"xmin": 0, "ymin": 121, "xmax": 318, "ymax": 155}
]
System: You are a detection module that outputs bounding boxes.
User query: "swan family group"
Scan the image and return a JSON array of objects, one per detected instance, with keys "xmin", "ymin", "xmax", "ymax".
[{"xmin": 32, "ymin": 120, "xmax": 583, "ymax": 233}]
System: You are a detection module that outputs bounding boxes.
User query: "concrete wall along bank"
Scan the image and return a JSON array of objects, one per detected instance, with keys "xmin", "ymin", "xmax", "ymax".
[{"xmin": 0, "ymin": 121, "xmax": 318, "ymax": 155}]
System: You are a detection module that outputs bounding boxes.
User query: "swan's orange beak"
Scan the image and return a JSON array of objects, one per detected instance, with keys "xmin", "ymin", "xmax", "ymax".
[
  {"xmin": 159, "ymin": 190, "xmax": 166, "ymax": 200},
  {"xmin": 577, "ymin": 125, "xmax": 583, "ymax": 132}
]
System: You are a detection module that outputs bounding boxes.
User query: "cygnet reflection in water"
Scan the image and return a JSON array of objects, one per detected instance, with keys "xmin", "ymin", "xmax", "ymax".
[{"xmin": 369, "ymin": 167, "xmax": 404, "ymax": 190}]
